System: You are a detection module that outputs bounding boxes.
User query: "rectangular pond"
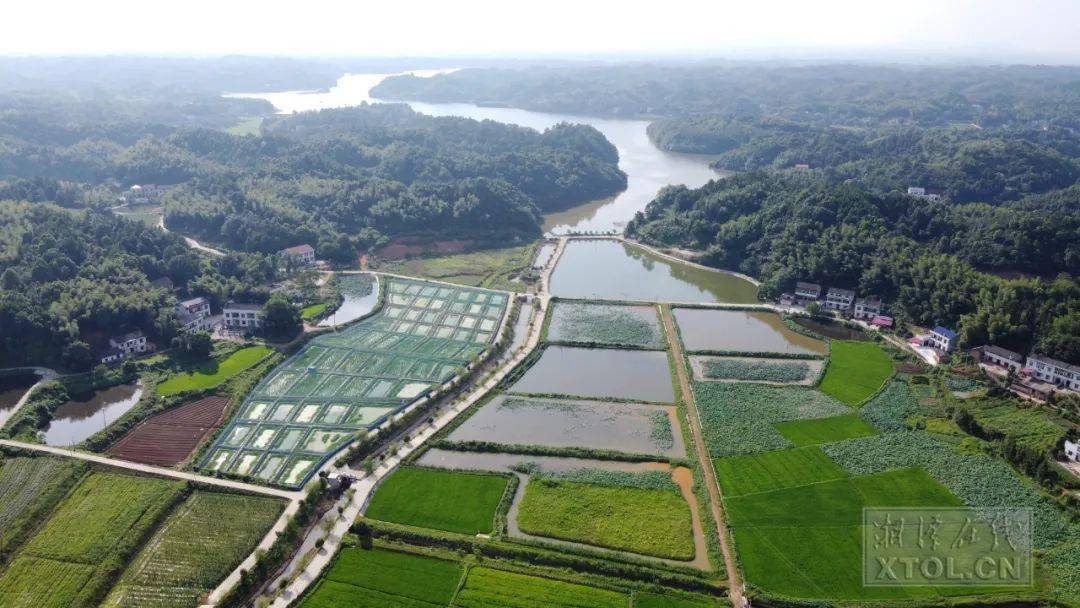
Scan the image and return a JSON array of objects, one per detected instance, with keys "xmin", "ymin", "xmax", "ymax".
[
  {"xmin": 508, "ymin": 345, "xmax": 675, "ymax": 402},
  {"xmin": 547, "ymin": 302, "xmax": 664, "ymax": 348},
  {"xmin": 549, "ymin": 239, "xmax": 759, "ymax": 304},
  {"xmin": 448, "ymin": 395, "xmax": 685, "ymax": 458},
  {"xmin": 673, "ymin": 308, "xmax": 827, "ymax": 355}
]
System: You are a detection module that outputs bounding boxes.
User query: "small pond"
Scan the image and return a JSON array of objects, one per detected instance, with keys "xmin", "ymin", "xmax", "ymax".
[
  {"xmin": 0, "ymin": 373, "xmax": 39, "ymax": 428},
  {"xmin": 793, "ymin": 317, "xmax": 871, "ymax": 341},
  {"xmin": 508, "ymin": 345, "xmax": 675, "ymax": 402},
  {"xmin": 320, "ymin": 274, "xmax": 379, "ymax": 327},
  {"xmin": 673, "ymin": 308, "xmax": 827, "ymax": 355},
  {"xmin": 549, "ymin": 240, "xmax": 759, "ymax": 304},
  {"xmin": 448, "ymin": 395, "xmax": 685, "ymax": 458},
  {"xmin": 43, "ymin": 383, "xmax": 142, "ymax": 446}
]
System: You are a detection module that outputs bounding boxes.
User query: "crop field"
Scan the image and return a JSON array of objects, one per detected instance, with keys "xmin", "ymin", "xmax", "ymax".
[
  {"xmin": 157, "ymin": 346, "xmax": 273, "ymax": 396},
  {"xmin": 455, "ymin": 566, "xmax": 628, "ymax": 608},
  {"xmin": 201, "ymin": 277, "xmax": 508, "ymax": 488},
  {"xmin": 365, "ymin": 466, "xmax": 510, "ymax": 535},
  {"xmin": 547, "ymin": 302, "xmax": 664, "ymax": 348},
  {"xmin": 0, "ymin": 456, "xmax": 84, "ymax": 535},
  {"xmin": 773, "ymin": 413, "xmax": 879, "ymax": 446},
  {"xmin": 817, "ymin": 340, "xmax": 893, "ymax": 405},
  {"xmin": 446, "ymin": 395, "xmax": 685, "ymax": 458},
  {"xmin": 958, "ymin": 396, "xmax": 1067, "ymax": 451},
  {"xmin": 699, "ymin": 357, "xmax": 810, "ymax": 383},
  {"xmin": 107, "ymin": 395, "xmax": 231, "ymax": 466},
  {"xmin": 692, "ymin": 382, "xmax": 850, "ymax": 457},
  {"xmin": 0, "ymin": 472, "xmax": 185, "ymax": 607},
  {"xmin": 634, "ymin": 591, "xmax": 722, "ymax": 607},
  {"xmin": 858, "ymin": 380, "xmax": 920, "ymax": 431},
  {"xmin": 300, "ymin": 547, "xmax": 463, "ymax": 608},
  {"xmin": 517, "ymin": 478, "xmax": 695, "ymax": 560},
  {"xmin": 713, "ymin": 446, "xmax": 849, "ymax": 497},
  {"xmin": 379, "ymin": 244, "xmax": 533, "ymax": 291},
  {"xmin": 726, "ymin": 466, "xmax": 966, "ymax": 599},
  {"xmin": 104, "ymin": 491, "xmax": 283, "ymax": 608}
]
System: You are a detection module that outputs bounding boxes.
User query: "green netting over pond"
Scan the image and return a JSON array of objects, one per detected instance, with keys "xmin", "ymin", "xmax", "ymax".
[{"xmin": 200, "ymin": 277, "xmax": 508, "ymax": 488}]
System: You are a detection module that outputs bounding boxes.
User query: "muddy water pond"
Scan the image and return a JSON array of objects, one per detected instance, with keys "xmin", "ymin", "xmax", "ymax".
[
  {"xmin": 448, "ymin": 395, "xmax": 685, "ymax": 458},
  {"xmin": 673, "ymin": 308, "xmax": 827, "ymax": 355},
  {"xmin": 0, "ymin": 373, "xmax": 39, "ymax": 428},
  {"xmin": 793, "ymin": 317, "xmax": 871, "ymax": 341},
  {"xmin": 417, "ymin": 448, "xmax": 671, "ymax": 474},
  {"xmin": 549, "ymin": 240, "xmax": 759, "ymax": 304},
  {"xmin": 320, "ymin": 274, "xmax": 379, "ymax": 327},
  {"xmin": 508, "ymin": 346, "xmax": 675, "ymax": 402},
  {"xmin": 43, "ymin": 383, "xmax": 142, "ymax": 446}
]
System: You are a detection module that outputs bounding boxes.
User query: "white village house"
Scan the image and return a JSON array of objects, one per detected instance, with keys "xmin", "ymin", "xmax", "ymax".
[
  {"xmin": 175, "ymin": 296, "xmax": 215, "ymax": 332},
  {"xmin": 907, "ymin": 186, "xmax": 942, "ymax": 201},
  {"xmin": 280, "ymin": 244, "xmax": 315, "ymax": 268},
  {"xmin": 979, "ymin": 345, "xmax": 1025, "ymax": 373},
  {"xmin": 853, "ymin": 296, "xmax": 882, "ymax": 320},
  {"xmin": 223, "ymin": 302, "xmax": 264, "ymax": 331},
  {"xmin": 794, "ymin": 281, "xmax": 822, "ymax": 303},
  {"xmin": 824, "ymin": 287, "xmax": 855, "ymax": 312},
  {"xmin": 101, "ymin": 330, "xmax": 151, "ymax": 364},
  {"xmin": 1025, "ymin": 354, "xmax": 1080, "ymax": 392},
  {"xmin": 925, "ymin": 326, "xmax": 958, "ymax": 353}
]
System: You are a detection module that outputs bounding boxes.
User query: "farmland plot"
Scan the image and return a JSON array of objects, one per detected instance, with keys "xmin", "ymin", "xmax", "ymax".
[
  {"xmin": 817, "ymin": 340, "xmax": 893, "ymax": 405},
  {"xmin": 104, "ymin": 491, "xmax": 284, "ymax": 608},
  {"xmin": 202, "ymin": 277, "xmax": 508, "ymax": 488},
  {"xmin": 455, "ymin": 566, "xmax": 628, "ymax": 608},
  {"xmin": 365, "ymin": 467, "xmax": 509, "ymax": 535},
  {"xmin": 299, "ymin": 547, "xmax": 462, "ymax": 608},
  {"xmin": 446, "ymin": 395, "xmax": 685, "ymax": 458},
  {"xmin": 548, "ymin": 302, "xmax": 664, "ymax": 348},
  {"xmin": 0, "ymin": 456, "xmax": 84, "ymax": 536}
]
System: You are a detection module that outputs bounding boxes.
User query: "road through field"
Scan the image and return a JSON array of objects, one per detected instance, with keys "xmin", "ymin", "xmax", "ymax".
[{"xmin": 659, "ymin": 304, "xmax": 746, "ymax": 607}]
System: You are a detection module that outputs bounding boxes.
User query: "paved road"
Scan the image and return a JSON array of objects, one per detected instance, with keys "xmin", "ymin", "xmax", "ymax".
[
  {"xmin": 157, "ymin": 216, "xmax": 226, "ymax": 256},
  {"xmin": 0, "ymin": 367, "xmax": 58, "ymax": 429},
  {"xmin": 660, "ymin": 304, "xmax": 746, "ymax": 607},
  {"xmin": 0, "ymin": 439, "xmax": 299, "ymax": 500}
]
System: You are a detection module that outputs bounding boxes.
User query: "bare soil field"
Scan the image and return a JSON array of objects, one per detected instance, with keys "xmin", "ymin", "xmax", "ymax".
[{"xmin": 107, "ymin": 396, "xmax": 230, "ymax": 466}]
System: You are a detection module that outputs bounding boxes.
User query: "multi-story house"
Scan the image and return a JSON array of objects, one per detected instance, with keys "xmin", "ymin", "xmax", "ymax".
[
  {"xmin": 1025, "ymin": 354, "xmax": 1080, "ymax": 392},
  {"xmin": 853, "ymin": 296, "xmax": 882, "ymax": 320},
  {"xmin": 176, "ymin": 296, "xmax": 214, "ymax": 332},
  {"xmin": 925, "ymin": 326, "xmax": 957, "ymax": 352},
  {"xmin": 824, "ymin": 287, "xmax": 855, "ymax": 312},
  {"xmin": 223, "ymin": 303, "xmax": 264, "ymax": 331},
  {"xmin": 794, "ymin": 281, "xmax": 822, "ymax": 303},
  {"xmin": 280, "ymin": 244, "xmax": 316, "ymax": 268}
]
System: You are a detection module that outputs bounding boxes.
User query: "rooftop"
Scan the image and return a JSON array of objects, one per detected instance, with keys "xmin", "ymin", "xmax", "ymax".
[
  {"xmin": 931, "ymin": 326, "xmax": 958, "ymax": 340},
  {"xmin": 1027, "ymin": 353, "xmax": 1080, "ymax": 374},
  {"xmin": 180, "ymin": 296, "xmax": 208, "ymax": 309},
  {"xmin": 983, "ymin": 345, "xmax": 1024, "ymax": 363},
  {"xmin": 281, "ymin": 244, "xmax": 314, "ymax": 255},
  {"xmin": 225, "ymin": 302, "xmax": 263, "ymax": 312},
  {"xmin": 827, "ymin": 287, "xmax": 855, "ymax": 298}
]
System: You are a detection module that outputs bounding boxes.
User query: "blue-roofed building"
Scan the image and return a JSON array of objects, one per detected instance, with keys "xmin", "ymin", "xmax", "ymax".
[{"xmin": 926, "ymin": 326, "xmax": 958, "ymax": 352}]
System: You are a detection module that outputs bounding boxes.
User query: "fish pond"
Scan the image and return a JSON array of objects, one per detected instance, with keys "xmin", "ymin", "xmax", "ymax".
[
  {"xmin": 43, "ymin": 383, "xmax": 142, "ymax": 446},
  {"xmin": 320, "ymin": 274, "xmax": 379, "ymax": 327},
  {"xmin": 793, "ymin": 317, "xmax": 871, "ymax": 341},
  {"xmin": 508, "ymin": 346, "xmax": 675, "ymax": 403},
  {"xmin": 549, "ymin": 240, "xmax": 759, "ymax": 304},
  {"xmin": 0, "ymin": 372, "xmax": 38, "ymax": 428},
  {"xmin": 673, "ymin": 308, "xmax": 827, "ymax": 355},
  {"xmin": 447, "ymin": 395, "xmax": 685, "ymax": 458}
]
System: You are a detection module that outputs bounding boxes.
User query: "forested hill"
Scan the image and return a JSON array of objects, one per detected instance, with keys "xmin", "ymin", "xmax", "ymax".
[
  {"xmin": 626, "ymin": 173, "xmax": 1079, "ymax": 364},
  {"xmin": 160, "ymin": 104, "xmax": 625, "ymax": 257},
  {"xmin": 0, "ymin": 97, "xmax": 626, "ymax": 260},
  {"xmin": 0, "ymin": 201, "xmax": 277, "ymax": 370}
]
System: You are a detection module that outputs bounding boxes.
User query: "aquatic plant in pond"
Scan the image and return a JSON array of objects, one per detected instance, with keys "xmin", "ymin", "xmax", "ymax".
[
  {"xmin": 701, "ymin": 359, "xmax": 809, "ymax": 382},
  {"xmin": 548, "ymin": 302, "xmax": 663, "ymax": 348},
  {"xmin": 859, "ymin": 380, "xmax": 919, "ymax": 431},
  {"xmin": 202, "ymin": 277, "xmax": 507, "ymax": 488}
]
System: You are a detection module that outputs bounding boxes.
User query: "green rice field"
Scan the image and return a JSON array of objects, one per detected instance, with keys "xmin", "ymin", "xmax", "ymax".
[
  {"xmin": 201, "ymin": 277, "xmax": 508, "ymax": 488},
  {"xmin": 455, "ymin": 566, "xmax": 628, "ymax": 608},
  {"xmin": 157, "ymin": 346, "xmax": 273, "ymax": 396},
  {"xmin": 714, "ymin": 446, "xmax": 849, "ymax": 497},
  {"xmin": 818, "ymin": 340, "xmax": 893, "ymax": 405},
  {"xmin": 516, "ymin": 478, "xmax": 695, "ymax": 561},
  {"xmin": 773, "ymin": 413, "xmax": 879, "ymax": 446},
  {"xmin": 104, "ymin": 491, "xmax": 284, "ymax": 607},
  {"xmin": 634, "ymin": 591, "xmax": 722, "ymax": 607},
  {"xmin": 299, "ymin": 547, "xmax": 463, "ymax": 608},
  {"xmin": 365, "ymin": 467, "xmax": 510, "ymax": 535}
]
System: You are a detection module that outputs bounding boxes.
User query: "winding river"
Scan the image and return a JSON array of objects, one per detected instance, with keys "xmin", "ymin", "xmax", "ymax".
[{"xmin": 229, "ymin": 71, "xmax": 728, "ymax": 234}]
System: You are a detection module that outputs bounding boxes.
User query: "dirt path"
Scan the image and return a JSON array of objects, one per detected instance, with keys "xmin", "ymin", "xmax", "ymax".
[{"xmin": 659, "ymin": 304, "xmax": 746, "ymax": 607}]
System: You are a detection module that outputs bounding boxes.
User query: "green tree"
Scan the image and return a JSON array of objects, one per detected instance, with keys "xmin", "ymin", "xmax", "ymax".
[{"xmin": 261, "ymin": 293, "xmax": 301, "ymax": 339}]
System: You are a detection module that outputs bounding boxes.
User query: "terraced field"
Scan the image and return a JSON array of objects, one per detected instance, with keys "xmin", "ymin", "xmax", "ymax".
[{"xmin": 201, "ymin": 277, "xmax": 508, "ymax": 488}]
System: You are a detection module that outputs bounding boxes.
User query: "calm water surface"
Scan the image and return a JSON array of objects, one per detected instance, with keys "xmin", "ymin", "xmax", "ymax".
[
  {"xmin": 509, "ymin": 345, "xmax": 675, "ymax": 402},
  {"xmin": 550, "ymin": 240, "xmax": 759, "ymax": 303},
  {"xmin": 228, "ymin": 72, "xmax": 728, "ymax": 234},
  {"xmin": 43, "ymin": 383, "xmax": 142, "ymax": 446},
  {"xmin": 673, "ymin": 308, "xmax": 827, "ymax": 355},
  {"xmin": 793, "ymin": 317, "xmax": 871, "ymax": 341},
  {"xmin": 320, "ymin": 274, "xmax": 380, "ymax": 327},
  {"xmin": 448, "ymin": 395, "xmax": 685, "ymax": 457},
  {"xmin": 0, "ymin": 373, "xmax": 38, "ymax": 428}
]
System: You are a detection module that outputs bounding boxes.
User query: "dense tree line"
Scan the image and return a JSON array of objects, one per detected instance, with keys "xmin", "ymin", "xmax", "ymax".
[
  {"xmin": 626, "ymin": 173, "xmax": 1079, "ymax": 362},
  {"xmin": 0, "ymin": 201, "xmax": 277, "ymax": 370}
]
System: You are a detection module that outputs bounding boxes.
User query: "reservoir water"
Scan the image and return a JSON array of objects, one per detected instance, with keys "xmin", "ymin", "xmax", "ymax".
[
  {"xmin": 43, "ymin": 382, "xmax": 143, "ymax": 447},
  {"xmin": 228, "ymin": 72, "xmax": 728, "ymax": 235}
]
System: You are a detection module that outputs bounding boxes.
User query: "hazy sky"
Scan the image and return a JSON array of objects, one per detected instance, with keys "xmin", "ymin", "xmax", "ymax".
[{"xmin": 3, "ymin": 0, "xmax": 1078, "ymax": 62}]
